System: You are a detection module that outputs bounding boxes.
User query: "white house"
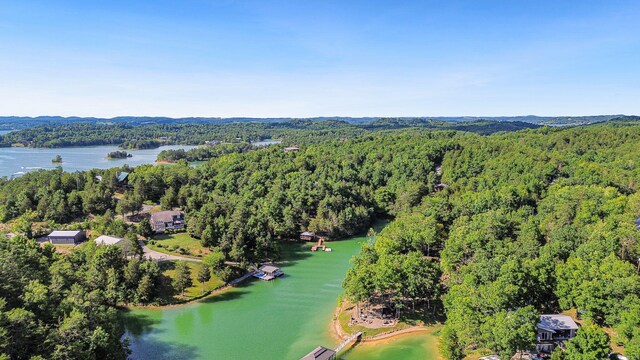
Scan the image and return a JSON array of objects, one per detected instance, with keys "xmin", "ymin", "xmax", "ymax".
[{"xmin": 536, "ymin": 314, "xmax": 579, "ymax": 353}]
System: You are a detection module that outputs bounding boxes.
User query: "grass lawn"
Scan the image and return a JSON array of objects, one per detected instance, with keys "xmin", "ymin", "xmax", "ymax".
[
  {"xmin": 147, "ymin": 232, "xmax": 210, "ymax": 258},
  {"xmin": 160, "ymin": 261, "xmax": 225, "ymax": 301},
  {"xmin": 337, "ymin": 302, "xmax": 443, "ymax": 338},
  {"xmin": 52, "ymin": 244, "xmax": 76, "ymax": 255}
]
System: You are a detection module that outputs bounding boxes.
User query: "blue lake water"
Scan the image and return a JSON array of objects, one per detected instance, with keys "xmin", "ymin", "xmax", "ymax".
[{"xmin": 0, "ymin": 145, "xmax": 197, "ymax": 178}]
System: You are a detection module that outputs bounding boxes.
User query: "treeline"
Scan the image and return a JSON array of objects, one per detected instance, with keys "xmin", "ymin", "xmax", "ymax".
[
  {"xmin": 156, "ymin": 142, "xmax": 254, "ymax": 163},
  {"xmin": 0, "ymin": 115, "xmax": 624, "ymax": 131},
  {"xmin": 342, "ymin": 123, "xmax": 640, "ymax": 359},
  {"xmin": 107, "ymin": 150, "xmax": 131, "ymax": 159},
  {"xmin": 0, "ymin": 119, "xmax": 539, "ymax": 148},
  {"xmin": 0, "ymin": 234, "xmax": 166, "ymax": 359}
]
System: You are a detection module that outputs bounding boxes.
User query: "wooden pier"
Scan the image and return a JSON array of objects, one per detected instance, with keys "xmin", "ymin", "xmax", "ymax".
[
  {"xmin": 334, "ymin": 331, "xmax": 364, "ymax": 354},
  {"xmin": 301, "ymin": 331, "xmax": 363, "ymax": 359}
]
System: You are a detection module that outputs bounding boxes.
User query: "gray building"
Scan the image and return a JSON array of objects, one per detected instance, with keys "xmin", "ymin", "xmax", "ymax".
[
  {"xmin": 48, "ymin": 230, "xmax": 86, "ymax": 245},
  {"xmin": 150, "ymin": 211, "xmax": 185, "ymax": 233}
]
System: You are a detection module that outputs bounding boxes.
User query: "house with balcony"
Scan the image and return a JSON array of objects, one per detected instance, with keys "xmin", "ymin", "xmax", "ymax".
[
  {"xmin": 536, "ymin": 314, "xmax": 578, "ymax": 353},
  {"xmin": 150, "ymin": 210, "xmax": 185, "ymax": 233}
]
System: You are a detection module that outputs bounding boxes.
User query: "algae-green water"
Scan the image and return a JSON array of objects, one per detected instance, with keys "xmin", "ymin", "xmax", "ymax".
[{"xmin": 123, "ymin": 234, "xmax": 435, "ymax": 359}]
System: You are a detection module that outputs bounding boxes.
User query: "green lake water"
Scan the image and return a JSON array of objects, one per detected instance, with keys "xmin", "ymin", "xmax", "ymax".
[{"xmin": 122, "ymin": 234, "xmax": 435, "ymax": 359}]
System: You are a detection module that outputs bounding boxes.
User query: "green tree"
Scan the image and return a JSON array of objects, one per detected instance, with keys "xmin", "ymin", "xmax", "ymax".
[
  {"xmin": 564, "ymin": 323, "xmax": 610, "ymax": 360},
  {"xmin": 138, "ymin": 218, "xmax": 154, "ymax": 238},
  {"xmin": 173, "ymin": 262, "xmax": 193, "ymax": 297},
  {"xmin": 481, "ymin": 306, "xmax": 538, "ymax": 360},
  {"xmin": 137, "ymin": 274, "xmax": 154, "ymax": 303},
  {"xmin": 439, "ymin": 325, "xmax": 464, "ymax": 360},
  {"xmin": 197, "ymin": 265, "xmax": 211, "ymax": 294}
]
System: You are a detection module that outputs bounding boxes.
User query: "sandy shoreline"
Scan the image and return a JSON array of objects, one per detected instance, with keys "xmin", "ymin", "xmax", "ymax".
[{"xmin": 330, "ymin": 306, "xmax": 434, "ymax": 345}]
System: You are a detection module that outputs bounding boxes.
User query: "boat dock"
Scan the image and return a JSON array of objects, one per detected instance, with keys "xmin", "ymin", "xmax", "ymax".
[
  {"xmin": 311, "ymin": 237, "xmax": 332, "ymax": 252},
  {"xmin": 301, "ymin": 331, "xmax": 363, "ymax": 360},
  {"xmin": 252, "ymin": 264, "xmax": 284, "ymax": 281}
]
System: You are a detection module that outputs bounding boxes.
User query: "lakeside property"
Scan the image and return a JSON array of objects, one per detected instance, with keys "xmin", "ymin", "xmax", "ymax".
[{"xmin": 122, "ymin": 233, "xmax": 437, "ymax": 360}]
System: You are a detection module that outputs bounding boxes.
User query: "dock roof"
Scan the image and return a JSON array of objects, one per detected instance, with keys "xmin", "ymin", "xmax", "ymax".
[
  {"xmin": 301, "ymin": 346, "xmax": 336, "ymax": 360},
  {"xmin": 259, "ymin": 265, "xmax": 280, "ymax": 273}
]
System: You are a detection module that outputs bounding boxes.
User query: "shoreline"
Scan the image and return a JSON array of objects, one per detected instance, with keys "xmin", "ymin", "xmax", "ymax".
[
  {"xmin": 331, "ymin": 314, "xmax": 431, "ymax": 344},
  {"xmin": 122, "ymin": 270, "xmax": 256, "ymax": 311},
  {"xmin": 330, "ymin": 305, "xmax": 436, "ymax": 344}
]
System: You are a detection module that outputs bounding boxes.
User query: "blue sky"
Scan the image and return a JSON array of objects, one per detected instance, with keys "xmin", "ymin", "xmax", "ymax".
[{"xmin": 1, "ymin": 0, "xmax": 639, "ymax": 117}]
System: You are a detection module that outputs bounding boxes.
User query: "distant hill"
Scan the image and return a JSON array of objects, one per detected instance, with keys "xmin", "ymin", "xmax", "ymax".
[
  {"xmin": 0, "ymin": 119, "xmax": 541, "ymax": 148},
  {"xmin": 0, "ymin": 115, "xmax": 629, "ymax": 130}
]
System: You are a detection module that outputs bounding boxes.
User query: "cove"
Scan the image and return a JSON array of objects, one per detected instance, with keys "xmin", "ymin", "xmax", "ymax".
[{"xmin": 122, "ymin": 234, "xmax": 436, "ymax": 359}]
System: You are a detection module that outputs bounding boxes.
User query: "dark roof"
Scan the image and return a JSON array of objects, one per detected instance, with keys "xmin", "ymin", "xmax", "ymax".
[
  {"xmin": 117, "ymin": 171, "xmax": 129, "ymax": 183},
  {"xmin": 150, "ymin": 210, "xmax": 184, "ymax": 223},
  {"xmin": 537, "ymin": 314, "xmax": 579, "ymax": 332},
  {"xmin": 301, "ymin": 346, "xmax": 336, "ymax": 360}
]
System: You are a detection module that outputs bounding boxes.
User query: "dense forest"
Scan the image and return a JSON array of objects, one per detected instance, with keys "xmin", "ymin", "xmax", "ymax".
[
  {"xmin": 1, "ymin": 122, "xmax": 640, "ymax": 358},
  {"xmin": 343, "ymin": 122, "xmax": 640, "ymax": 359},
  {"xmin": 0, "ymin": 233, "xmax": 168, "ymax": 359},
  {"xmin": 0, "ymin": 119, "xmax": 539, "ymax": 148}
]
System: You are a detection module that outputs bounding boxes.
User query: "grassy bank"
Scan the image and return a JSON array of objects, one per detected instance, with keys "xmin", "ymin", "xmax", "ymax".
[
  {"xmin": 147, "ymin": 232, "xmax": 210, "ymax": 259},
  {"xmin": 157, "ymin": 260, "xmax": 225, "ymax": 303}
]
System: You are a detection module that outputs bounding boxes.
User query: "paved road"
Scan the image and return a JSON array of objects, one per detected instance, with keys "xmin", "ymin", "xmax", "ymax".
[{"xmin": 139, "ymin": 241, "xmax": 202, "ymax": 262}]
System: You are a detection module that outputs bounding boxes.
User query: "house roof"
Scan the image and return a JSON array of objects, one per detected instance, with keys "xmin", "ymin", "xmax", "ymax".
[
  {"xmin": 49, "ymin": 230, "xmax": 83, "ymax": 237},
  {"xmin": 94, "ymin": 235, "xmax": 123, "ymax": 246},
  {"xmin": 150, "ymin": 210, "xmax": 184, "ymax": 223},
  {"xmin": 537, "ymin": 314, "xmax": 579, "ymax": 333},
  {"xmin": 301, "ymin": 231, "xmax": 315, "ymax": 236},
  {"xmin": 301, "ymin": 346, "xmax": 336, "ymax": 360},
  {"xmin": 259, "ymin": 265, "xmax": 280, "ymax": 273},
  {"xmin": 117, "ymin": 171, "xmax": 129, "ymax": 183}
]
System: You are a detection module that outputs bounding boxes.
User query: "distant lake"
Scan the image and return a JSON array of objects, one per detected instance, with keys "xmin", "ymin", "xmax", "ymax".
[
  {"xmin": 0, "ymin": 145, "xmax": 197, "ymax": 178},
  {"xmin": 252, "ymin": 139, "xmax": 282, "ymax": 147}
]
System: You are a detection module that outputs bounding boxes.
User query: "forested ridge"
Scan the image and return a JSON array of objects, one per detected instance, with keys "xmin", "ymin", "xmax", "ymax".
[
  {"xmin": 0, "ymin": 119, "xmax": 538, "ymax": 148},
  {"xmin": 1, "ymin": 122, "xmax": 640, "ymax": 358},
  {"xmin": 0, "ymin": 115, "xmax": 623, "ymax": 131}
]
